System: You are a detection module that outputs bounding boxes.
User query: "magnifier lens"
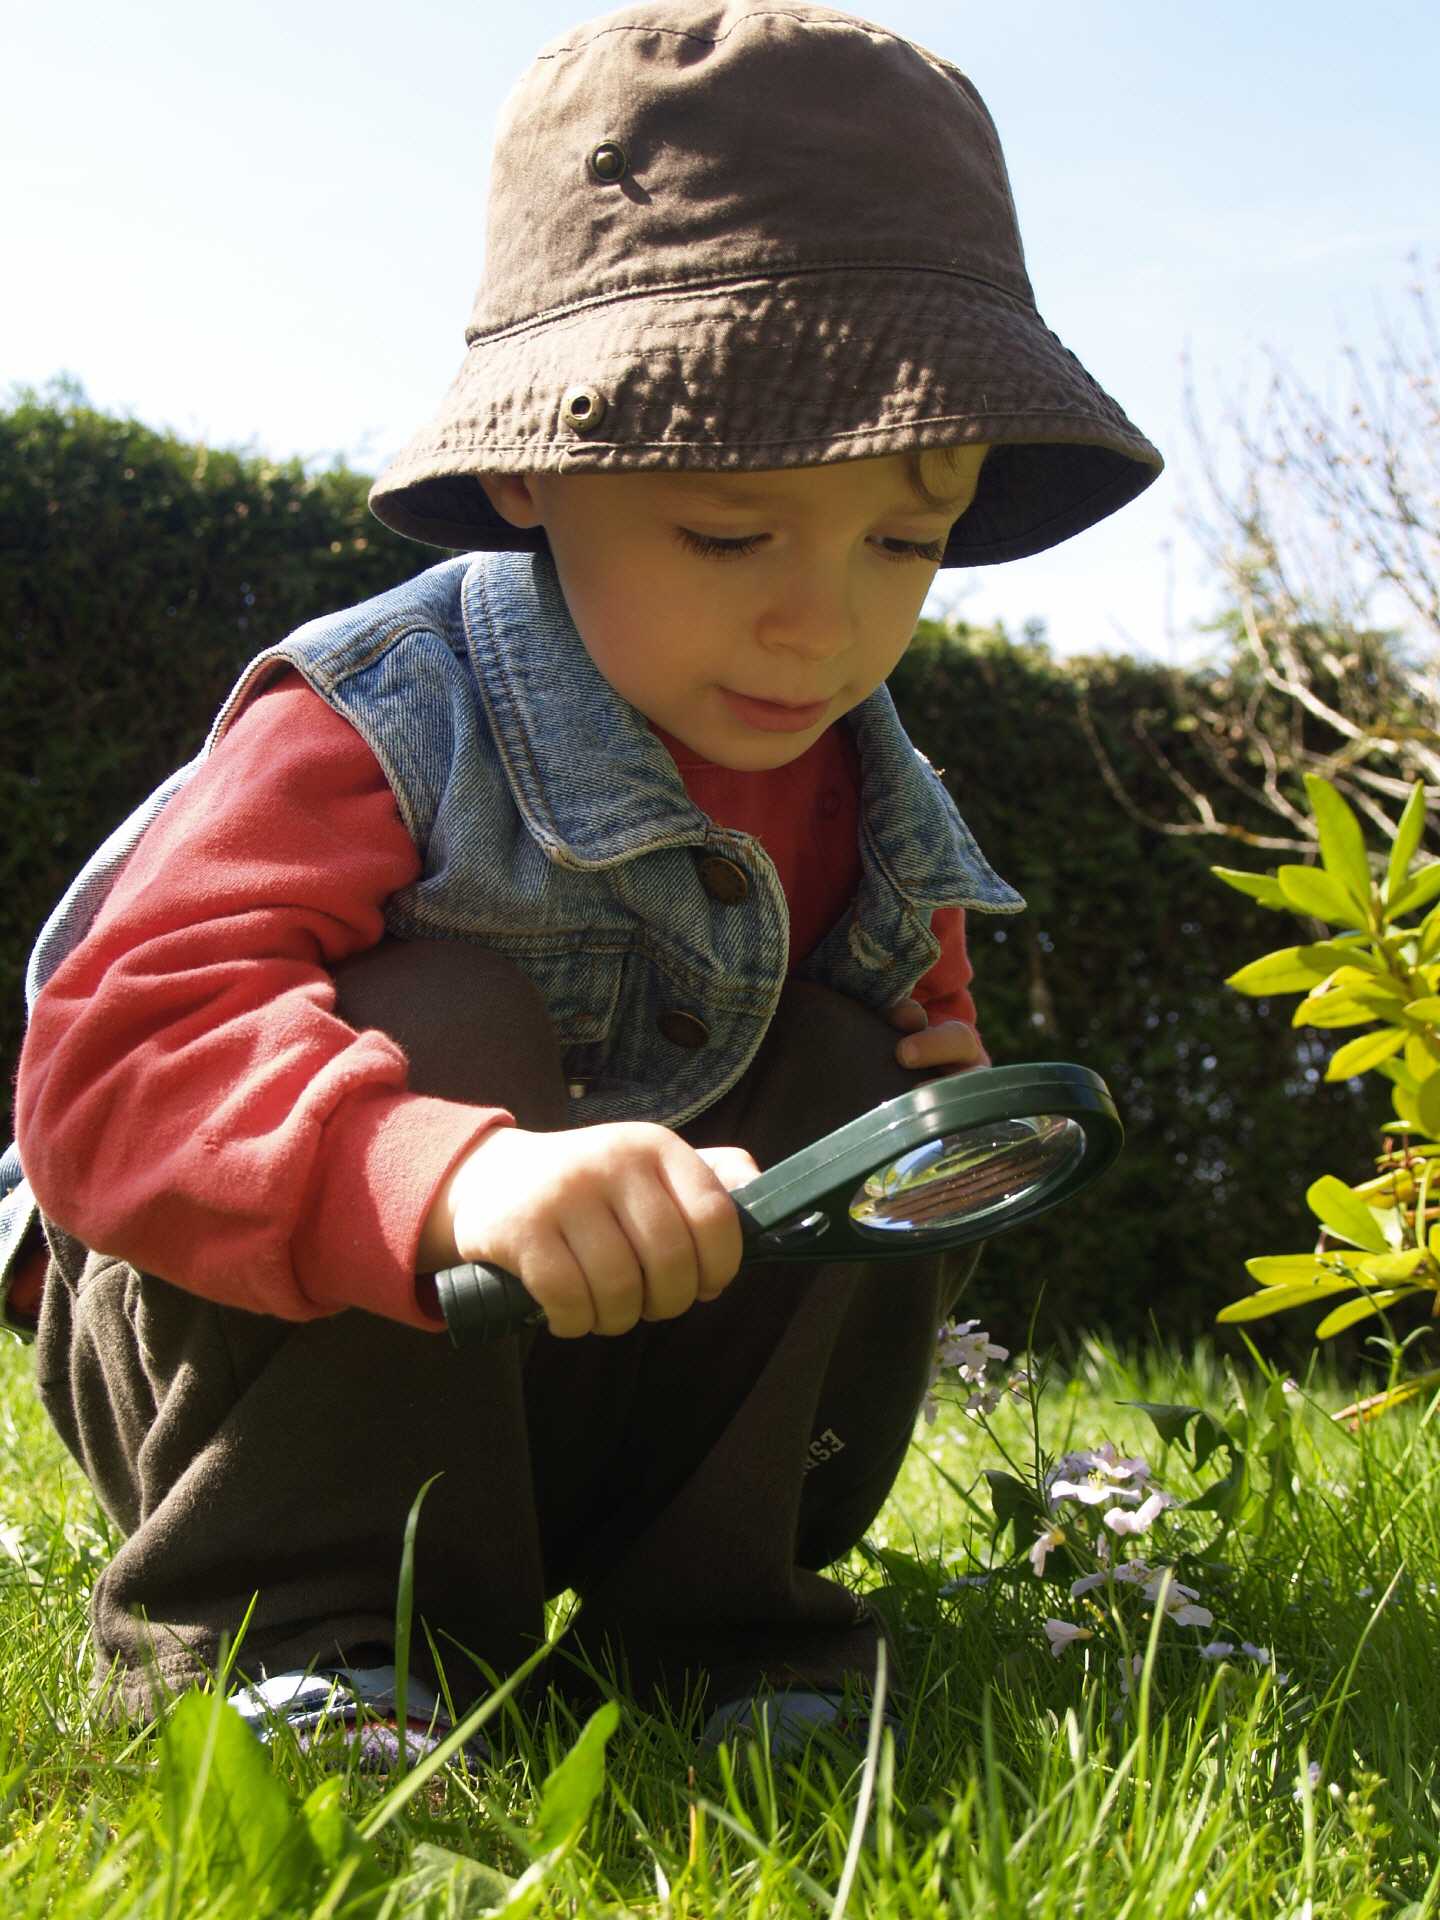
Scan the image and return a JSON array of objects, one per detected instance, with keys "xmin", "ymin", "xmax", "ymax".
[{"xmin": 847, "ymin": 1113, "xmax": 1087, "ymax": 1238}]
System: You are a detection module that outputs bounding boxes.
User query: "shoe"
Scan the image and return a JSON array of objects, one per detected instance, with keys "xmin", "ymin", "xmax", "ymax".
[
  {"xmin": 228, "ymin": 1662, "xmax": 489, "ymax": 1770},
  {"xmin": 700, "ymin": 1687, "xmax": 902, "ymax": 1757}
]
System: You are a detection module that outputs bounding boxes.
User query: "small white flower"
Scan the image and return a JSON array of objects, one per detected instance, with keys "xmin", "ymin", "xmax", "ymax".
[
  {"xmin": 1240, "ymin": 1642, "xmax": 1272, "ymax": 1666},
  {"xmin": 1043, "ymin": 1618, "xmax": 1093, "ymax": 1658},
  {"xmin": 1102, "ymin": 1490, "xmax": 1175, "ymax": 1537},
  {"xmin": 1169, "ymin": 1602, "xmax": 1215, "ymax": 1628},
  {"xmin": 965, "ymin": 1384, "xmax": 1003, "ymax": 1416},
  {"xmin": 1028, "ymin": 1526, "xmax": 1066, "ymax": 1577},
  {"xmin": 1142, "ymin": 1569, "xmax": 1214, "ymax": 1630},
  {"xmin": 1198, "ymin": 1641, "xmax": 1236, "ymax": 1660},
  {"xmin": 1045, "ymin": 1443, "xmax": 1156, "ymax": 1510},
  {"xmin": 1047, "ymin": 1477, "xmax": 1114, "ymax": 1508},
  {"xmin": 1069, "ymin": 1570, "xmax": 1108, "ymax": 1599},
  {"xmin": 1118, "ymin": 1652, "xmax": 1146, "ymax": 1697}
]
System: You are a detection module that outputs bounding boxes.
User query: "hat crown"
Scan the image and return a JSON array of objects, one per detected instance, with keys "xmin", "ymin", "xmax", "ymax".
[{"xmin": 470, "ymin": 1, "xmax": 1034, "ymax": 341}]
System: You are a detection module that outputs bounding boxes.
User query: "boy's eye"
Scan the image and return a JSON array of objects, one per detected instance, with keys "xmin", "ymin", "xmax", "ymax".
[
  {"xmin": 676, "ymin": 528, "xmax": 766, "ymax": 561},
  {"xmin": 874, "ymin": 536, "xmax": 947, "ymax": 564}
]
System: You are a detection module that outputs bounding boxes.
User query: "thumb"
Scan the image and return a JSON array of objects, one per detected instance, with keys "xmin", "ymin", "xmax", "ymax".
[{"xmin": 696, "ymin": 1144, "xmax": 763, "ymax": 1191}]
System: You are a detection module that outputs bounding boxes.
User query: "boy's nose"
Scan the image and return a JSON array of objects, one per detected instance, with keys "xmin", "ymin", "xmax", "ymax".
[{"xmin": 757, "ymin": 573, "xmax": 855, "ymax": 662}]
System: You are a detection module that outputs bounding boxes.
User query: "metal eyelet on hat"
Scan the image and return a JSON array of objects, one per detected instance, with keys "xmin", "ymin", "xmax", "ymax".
[
  {"xmin": 559, "ymin": 385, "xmax": 607, "ymax": 433},
  {"xmin": 588, "ymin": 140, "xmax": 629, "ymax": 183}
]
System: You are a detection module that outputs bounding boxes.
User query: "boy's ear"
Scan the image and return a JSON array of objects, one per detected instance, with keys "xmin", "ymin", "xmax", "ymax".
[{"xmin": 477, "ymin": 473, "xmax": 546, "ymax": 531}]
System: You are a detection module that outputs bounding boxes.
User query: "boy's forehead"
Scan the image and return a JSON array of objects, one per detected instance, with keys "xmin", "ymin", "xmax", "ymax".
[{"xmin": 645, "ymin": 459, "xmax": 966, "ymax": 514}]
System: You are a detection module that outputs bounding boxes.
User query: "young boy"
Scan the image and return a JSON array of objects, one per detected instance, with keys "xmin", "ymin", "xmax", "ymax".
[{"xmin": 5, "ymin": 0, "xmax": 1160, "ymax": 1750}]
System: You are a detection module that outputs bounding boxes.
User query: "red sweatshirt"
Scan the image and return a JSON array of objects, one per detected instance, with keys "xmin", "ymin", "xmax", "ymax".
[{"xmin": 14, "ymin": 674, "xmax": 976, "ymax": 1331}]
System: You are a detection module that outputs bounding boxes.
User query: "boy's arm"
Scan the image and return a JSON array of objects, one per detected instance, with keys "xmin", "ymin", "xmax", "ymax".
[{"xmin": 15, "ymin": 675, "xmax": 503, "ymax": 1330}]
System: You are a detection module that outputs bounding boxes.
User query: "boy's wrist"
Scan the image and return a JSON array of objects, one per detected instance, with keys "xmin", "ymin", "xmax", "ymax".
[{"xmin": 416, "ymin": 1118, "xmax": 515, "ymax": 1275}]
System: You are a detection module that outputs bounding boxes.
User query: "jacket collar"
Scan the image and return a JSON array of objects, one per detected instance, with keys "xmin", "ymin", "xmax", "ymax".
[{"xmin": 462, "ymin": 549, "xmax": 1020, "ymax": 910}]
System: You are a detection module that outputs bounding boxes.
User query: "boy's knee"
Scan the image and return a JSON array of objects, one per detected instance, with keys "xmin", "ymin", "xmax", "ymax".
[{"xmin": 333, "ymin": 938, "xmax": 567, "ymax": 1127}]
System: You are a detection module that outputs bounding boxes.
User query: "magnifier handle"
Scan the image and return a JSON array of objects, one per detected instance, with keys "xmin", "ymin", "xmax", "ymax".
[
  {"xmin": 435, "ymin": 1199, "xmax": 764, "ymax": 1345},
  {"xmin": 434, "ymin": 1261, "xmax": 546, "ymax": 1344}
]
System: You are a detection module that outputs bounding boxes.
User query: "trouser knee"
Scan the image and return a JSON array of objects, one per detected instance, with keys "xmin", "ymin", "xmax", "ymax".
[{"xmin": 333, "ymin": 938, "xmax": 568, "ymax": 1129}]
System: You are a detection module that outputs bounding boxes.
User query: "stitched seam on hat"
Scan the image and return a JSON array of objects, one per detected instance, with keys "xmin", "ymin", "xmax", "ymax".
[
  {"xmin": 469, "ymin": 263, "xmax": 1033, "ymax": 345},
  {"xmin": 420, "ymin": 409, "xmax": 1149, "ymax": 457}
]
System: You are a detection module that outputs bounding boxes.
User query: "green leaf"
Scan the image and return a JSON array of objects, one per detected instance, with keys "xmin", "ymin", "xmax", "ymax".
[
  {"xmin": 1225, "ymin": 947, "xmax": 1334, "ymax": 996},
  {"xmin": 1418, "ymin": 1071, "xmax": 1440, "ymax": 1139},
  {"xmin": 1277, "ymin": 864, "xmax": 1369, "ymax": 929},
  {"xmin": 984, "ymin": 1468, "xmax": 1041, "ymax": 1538},
  {"xmin": 1385, "ymin": 782, "xmax": 1430, "ymax": 911},
  {"xmin": 1292, "ymin": 993, "xmax": 1383, "ymax": 1030},
  {"xmin": 404, "ymin": 1842, "xmax": 515, "ymax": 1910},
  {"xmin": 530, "ymin": 1702, "xmax": 619, "ymax": 1856},
  {"xmin": 1390, "ymin": 863, "xmax": 1440, "ymax": 921},
  {"xmin": 158, "ymin": 1695, "xmax": 318, "ymax": 1908},
  {"xmin": 1119, "ymin": 1400, "xmax": 1231, "ymax": 1471},
  {"xmin": 1348, "ymin": 1247, "xmax": 1432, "ymax": 1283},
  {"xmin": 1245, "ymin": 1255, "xmax": 1340, "ymax": 1286},
  {"xmin": 1307, "ymin": 1174, "xmax": 1391, "ymax": 1251},
  {"xmin": 1300, "ymin": 939, "xmax": 1380, "ymax": 975},
  {"xmin": 1327, "ymin": 1028, "xmax": 1408, "ymax": 1080},
  {"xmin": 1212, "ymin": 866, "xmax": 1287, "ymax": 908},
  {"xmin": 1404, "ymin": 995, "xmax": 1440, "ymax": 1022},
  {"xmin": 1418, "ymin": 903, "xmax": 1440, "ymax": 963},
  {"xmin": 1305, "ymin": 775, "xmax": 1373, "ymax": 906},
  {"xmin": 1217, "ymin": 1279, "xmax": 1359, "ymax": 1322},
  {"xmin": 1184, "ymin": 1453, "xmax": 1247, "ymax": 1519},
  {"xmin": 1315, "ymin": 1290, "xmax": 1412, "ymax": 1338},
  {"xmin": 300, "ymin": 1780, "xmax": 387, "ymax": 1913}
]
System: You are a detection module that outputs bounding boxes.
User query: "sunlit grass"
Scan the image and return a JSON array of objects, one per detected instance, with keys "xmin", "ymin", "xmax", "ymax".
[{"xmin": 3, "ymin": 1328, "xmax": 1440, "ymax": 1915}]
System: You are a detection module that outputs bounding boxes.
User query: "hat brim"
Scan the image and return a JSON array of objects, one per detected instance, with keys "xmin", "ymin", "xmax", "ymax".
[{"xmin": 369, "ymin": 268, "xmax": 1162, "ymax": 567}]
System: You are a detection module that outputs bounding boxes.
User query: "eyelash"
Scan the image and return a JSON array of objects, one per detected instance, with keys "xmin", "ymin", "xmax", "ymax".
[{"xmin": 674, "ymin": 530, "xmax": 946, "ymax": 564}]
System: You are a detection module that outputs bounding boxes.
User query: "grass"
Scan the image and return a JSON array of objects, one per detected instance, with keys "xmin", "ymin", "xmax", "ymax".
[{"xmin": 3, "ymin": 1327, "xmax": 1440, "ymax": 1916}]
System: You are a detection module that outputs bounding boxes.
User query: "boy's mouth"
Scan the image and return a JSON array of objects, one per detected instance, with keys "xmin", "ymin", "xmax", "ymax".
[{"xmin": 720, "ymin": 690, "xmax": 830, "ymax": 733}]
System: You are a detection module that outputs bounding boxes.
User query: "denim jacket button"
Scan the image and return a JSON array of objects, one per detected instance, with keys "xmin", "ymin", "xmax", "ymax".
[
  {"xmin": 657, "ymin": 1009, "xmax": 710, "ymax": 1049},
  {"xmin": 696, "ymin": 854, "xmax": 750, "ymax": 905}
]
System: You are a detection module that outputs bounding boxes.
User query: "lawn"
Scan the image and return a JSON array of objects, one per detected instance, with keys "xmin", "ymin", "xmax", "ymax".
[{"xmin": 3, "ymin": 1326, "xmax": 1439, "ymax": 1917}]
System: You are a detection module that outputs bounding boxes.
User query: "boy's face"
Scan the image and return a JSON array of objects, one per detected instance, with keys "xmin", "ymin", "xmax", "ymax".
[{"xmin": 480, "ymin": 448, "xmax": 986, "ymax": 771}]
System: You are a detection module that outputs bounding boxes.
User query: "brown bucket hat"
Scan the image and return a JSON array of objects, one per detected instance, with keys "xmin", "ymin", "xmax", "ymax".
[{"xmin": 370, "ymin": 1, "xmax": 1162, "ymax": 567}]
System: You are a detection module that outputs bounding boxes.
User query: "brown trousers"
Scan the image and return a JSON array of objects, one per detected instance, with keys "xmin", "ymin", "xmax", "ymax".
[{"xmin": 34, "ymin": 943, "xmax": 973, "ymax": 1721}]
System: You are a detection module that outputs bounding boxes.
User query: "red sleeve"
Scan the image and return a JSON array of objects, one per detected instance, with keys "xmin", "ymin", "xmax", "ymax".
[
  {"xmin": 15, "ymin": 674, "xmax": 508, "ymax": 1330},
  {"xmin": 911, "ymin": 907, "xmax": 979, "ymax": 1030}
]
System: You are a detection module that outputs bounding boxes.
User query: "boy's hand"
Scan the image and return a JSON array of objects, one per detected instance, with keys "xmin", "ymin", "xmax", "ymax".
[
  {"xmin": 886, "ymin": 998, "xmax": 991, "ymax": 1076},
  {"xmin": 429, "ymin": 1123, "xmax": 760, "ymax": 1339}
]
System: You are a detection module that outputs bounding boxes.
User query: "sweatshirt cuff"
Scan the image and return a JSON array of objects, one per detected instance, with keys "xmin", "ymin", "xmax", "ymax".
[{"xmin": 293, "ymin": 1091, "xmax": 513, "ymax": 1329}]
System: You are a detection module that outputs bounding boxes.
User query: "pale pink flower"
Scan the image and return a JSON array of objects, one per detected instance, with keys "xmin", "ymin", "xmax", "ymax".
[
  {"xmin": 1028, "ymin": 1526, "xmax": 1066, "ymax": 1577},
  {"xmin": 1102, "ymin": 1490, "xmax": 1176, "ymax": 1537},
  {"xmin": 1043, "ymin": 1619, "xmax": 1092, "ymax": 1658}
]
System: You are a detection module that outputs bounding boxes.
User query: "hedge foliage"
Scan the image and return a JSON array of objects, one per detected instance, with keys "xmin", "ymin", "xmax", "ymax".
[{"xmin": 2, "ymin": 388, "xmax": 1380, "ymax": 1347}]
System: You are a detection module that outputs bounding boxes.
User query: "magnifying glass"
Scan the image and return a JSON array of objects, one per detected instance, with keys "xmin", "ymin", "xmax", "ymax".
[{"xmin": 435, "ymin": 1060, "xmax": 1121, "ymax": 1344}]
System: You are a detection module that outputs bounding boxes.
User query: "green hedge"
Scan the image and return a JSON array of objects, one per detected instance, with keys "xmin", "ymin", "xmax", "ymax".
[{"xmin": 2, "ymin": 391, "xmax": 1379, "ymax": 1349}]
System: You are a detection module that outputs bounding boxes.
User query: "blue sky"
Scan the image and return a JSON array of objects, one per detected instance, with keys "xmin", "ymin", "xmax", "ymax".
[{"xmin": 7, "ymin": 0, "xmax": 1437, "ymax": 659}]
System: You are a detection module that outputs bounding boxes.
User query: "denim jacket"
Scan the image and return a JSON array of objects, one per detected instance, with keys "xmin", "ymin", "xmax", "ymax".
[{"xmin": 2, "ymin": 549, "xmax": 1022, "ymax": 1329}]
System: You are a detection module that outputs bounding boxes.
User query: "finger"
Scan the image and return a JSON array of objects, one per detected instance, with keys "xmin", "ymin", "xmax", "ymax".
[
  {"xmin": 610, "ymin": 1183, "xmax": 702, "ymax": 1323},
  {"xmin": 885, "ymin": 996, "xmax": 929, "ymax": 1033},
  {"xmin": 558, "ymin": 1211, "xmax": 646, "ymax": 1337},
  {"xmin": 896, "ymin": 1021, "xmax": 990, "ymax": 1073},
  {"xmin": 695, "ymin": 1145, "xmax": 762, "ymax": 1190},
  {"xmin": 517, "ymin": 1236, "xmax": 599, "ymax": 1340},
  {"xmin": 667, "ymin": 1146, "xmax": 749, "ymax": 1300}
]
